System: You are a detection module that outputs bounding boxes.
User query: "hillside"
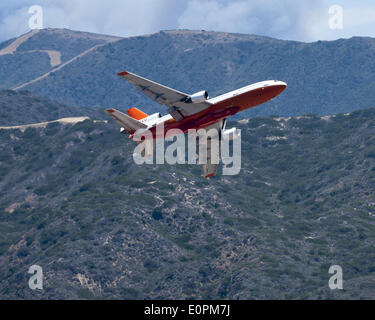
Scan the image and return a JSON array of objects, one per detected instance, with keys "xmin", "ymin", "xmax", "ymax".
[
  {"xmin": 1, "ymin": 108, "xmax": 375, "ymax": 299},
  {"xmin": 0, "ymin": 29, "xmax": 375, "ymax": 117},
  {"xmin": 0, "ymin": 28, "xmax": 121, "ymax": 91},
  {"xmin": 0, "ymin": 90, "xmax": 103, "ymax": 126}
]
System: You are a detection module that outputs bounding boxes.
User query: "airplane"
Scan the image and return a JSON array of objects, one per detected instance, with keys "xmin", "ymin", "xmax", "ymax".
[{"xmin": 106, "ymin": 70, "xmax": 287, "ymax": 178}]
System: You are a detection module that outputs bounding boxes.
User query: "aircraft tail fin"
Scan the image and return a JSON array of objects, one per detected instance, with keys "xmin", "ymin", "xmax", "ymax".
[
  {"xmin": 105, "ymin": 108, "xmax": 148, "ymax": 134},
  {"xmin": 127, "ymin": 107, "xmax": 148, "ymax": 120}
]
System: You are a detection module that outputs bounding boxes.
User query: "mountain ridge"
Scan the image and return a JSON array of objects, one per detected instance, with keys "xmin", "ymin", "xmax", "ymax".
[
  {"xmin": 0, "ymin": 28, "xmax": 122, "ymax": 91},
  {"xmin": 1, "ymin": 28, "xmax": 375, "ymax": 117}
]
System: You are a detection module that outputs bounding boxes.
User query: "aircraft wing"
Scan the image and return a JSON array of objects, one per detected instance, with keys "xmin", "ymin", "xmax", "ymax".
[{"xmin": 117, "ymin": 71, "xmax": 211, "ymax": 121}]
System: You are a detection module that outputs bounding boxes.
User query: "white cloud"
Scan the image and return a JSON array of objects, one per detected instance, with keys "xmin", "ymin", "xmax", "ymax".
[
  {"xmin": 299, "ymin": 3, "xmax": 375, "ymax": 41},
  {"xmin": 0, "ymin": 7, "xmax": 30, "ymax": 41},
  {"xmin": 44, "ymin": 0, "xmax": 184, "ymax": 37},
  {"xmin": 344, "ymin": 6, "xmax": 375, "ymax": 31},
  {"xmin": 40, "ymin": 0, "xmax": 177, "ymax": 37},
  {"xmin": 0, "ymin": 0, "xmax": 375, "ymax": 43},
  {"xmin": 0, "ymin": 0, "xmax": 184, "ymax": 41},
  {"xmin": 177, "ymin": 0, "xmax": 323, "ymax": 41}
]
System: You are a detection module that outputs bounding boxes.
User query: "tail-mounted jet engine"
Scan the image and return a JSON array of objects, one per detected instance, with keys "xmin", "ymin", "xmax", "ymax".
[{"xmin": 187, "ymin": 90, "xmax": 209, "ymax": 104}]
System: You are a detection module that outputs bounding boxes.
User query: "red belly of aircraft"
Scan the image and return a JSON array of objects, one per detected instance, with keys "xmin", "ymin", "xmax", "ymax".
[{"xmin": 149, "ymin": 84, "xmax": 286, "ymax": 139}]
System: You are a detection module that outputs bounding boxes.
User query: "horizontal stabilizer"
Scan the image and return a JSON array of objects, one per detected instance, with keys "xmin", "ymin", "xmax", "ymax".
[{"xmin": 105, "ymin": 108, "xmax": 147, "ymax": 134}]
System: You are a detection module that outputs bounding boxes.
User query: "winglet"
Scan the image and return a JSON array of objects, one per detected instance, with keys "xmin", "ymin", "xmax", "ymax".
[{"xmin": 117, "ymin": 71, "xmax": 129, "ymax": 76}]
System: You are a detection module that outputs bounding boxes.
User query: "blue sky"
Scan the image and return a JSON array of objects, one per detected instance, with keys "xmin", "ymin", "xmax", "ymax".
[{"xmin": 0, "ymin": 0, "xmax": 375, "ymax": 42}]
